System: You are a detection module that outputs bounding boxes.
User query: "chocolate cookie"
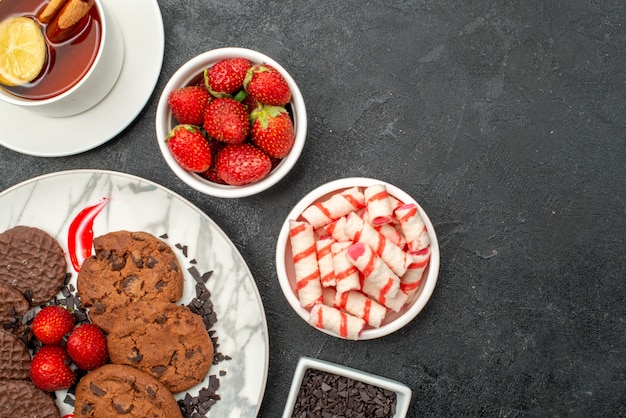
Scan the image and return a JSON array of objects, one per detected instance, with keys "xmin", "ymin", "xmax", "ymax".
[
  {"xmin": 0, "ymin": 282, "xmax": 32, "ymax": 339},
  {"xmin": 0, "ymin": 329, "xmax": 31, "ymax": 380},
  {"xmin": 74, "ymin": 364, "xmax": 183, "ymax": 418},
  {"xmin": 107, "ymin": 301, "xmax": 213, "ymax": 393},
  {"xmin": 0, "ymin": 226, "xmax": 67, "ymax": 305},
  {"xmin": 0, "ymin": 379, "xmax": 60, "ymax": 418},
  {"xmin": 77, "ymin": 231, "xmax": 184, "ymax": 332}
]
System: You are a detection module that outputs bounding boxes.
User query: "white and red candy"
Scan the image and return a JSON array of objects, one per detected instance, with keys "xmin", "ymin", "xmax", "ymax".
[
  {"xmin": 289, "ymin": 220, "xmax": 323, "ymax": 307},
  {"xmin": 364, "ymin": 184, "xmax": 394, "ymax": 226},
  {"xmin": 346, "ymin": 242, "xmax": 401, "ymax": 308},
  {"xmin": 308, "ymin": 303, "xmax": 365, "ymax": 340},
  {"xmin": 332, "ymin": 241, "xmax": 361, "ymax": 294},
  {"xmin": 316, "ymin": 237, "xmax": 337, "ymax": 287},
  {"xmin": 402, "ymin": 247, "xmax": 431, "ymax": 303},
  {"xmin": 343, "ymin": 212, "xmax": 410, "ymax": 278},
  {"xmin": 334, "ymin": 289, "xmax": 387, "ymax": 328},
  {"xmin": 395, "ymin": 203, "xmax": 431, "ymax": 252},
  {"xmin": 301, "ymin": 187, "xmax": 365, "ymax": 228},
  {"xmin": 290, "ymin": 184, "xmax": 432, "ymax": 339}
]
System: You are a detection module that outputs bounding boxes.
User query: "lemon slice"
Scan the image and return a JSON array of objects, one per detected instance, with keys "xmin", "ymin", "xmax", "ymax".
[{"xmin": 0, "ymin": 16, "xmax": 46, "ymax": 87}]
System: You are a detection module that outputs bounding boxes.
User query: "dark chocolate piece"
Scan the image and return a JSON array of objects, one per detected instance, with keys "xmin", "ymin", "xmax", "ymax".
[{"xmin": 291, "ymin": 368, "xmax": 397, "ymax": 418}]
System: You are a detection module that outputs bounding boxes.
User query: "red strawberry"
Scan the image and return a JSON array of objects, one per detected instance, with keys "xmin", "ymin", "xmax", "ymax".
[
  {"xmin": 66, "ymin": 323, "xmax": 109, "ymax": 371},
  {"xmin": 30, "ymin": 346, "xmax": 76, "ymax": 392},
  {"xmin": 32, "ymin": 306, "xmax": 75, "ymax": 345},
  {"xmin": 244, "ymin": 64, "xmax": 291, "ymax": 106},
  {"xmin": 166, "ymin": 125, "xmax": 212, "ymax": 172},
  {"xmin": 199, "ymin": 138, "xmax": 227, "ymax": 184},
  {"xmin": 204, "ymin": 57, "xmax": 251, "ymax": 97},
  {"xmin": 250, "ymin": 105, "xmax": 295, "ymax": 158},
  {"xmin": 203, "ymin": 97, "xmax": 250, "ymax": 144},
  {"xmin": 167, "ymin": 85, "xmax": 211, "ymax": 125},
  {"xmin": 241, "ymin": 92, "xmax": 260, "ymax": 113},
  {"xmin": 216, "ymin": 143, "xmax": 272, "ymax": 186}
]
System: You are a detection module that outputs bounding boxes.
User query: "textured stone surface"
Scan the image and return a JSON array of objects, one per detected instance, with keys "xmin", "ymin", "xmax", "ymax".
[{"xmin": 1, "ymin": 1, "xmax": 624, "ymax": 416}]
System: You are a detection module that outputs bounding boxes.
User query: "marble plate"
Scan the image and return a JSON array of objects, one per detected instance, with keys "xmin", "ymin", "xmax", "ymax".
[
  {"xmin": 0, "ymin": 170, "xmax": 269, "ymax": 417},
  {"xmin": 0, "ymin": 0, "xmax": 164, "ymax": 157}
]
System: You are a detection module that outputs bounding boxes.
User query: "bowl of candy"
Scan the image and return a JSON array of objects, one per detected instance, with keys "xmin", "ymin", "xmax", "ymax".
[
  {"xmin": 283, "ymin": 357, "xmax": 412, "ymax": 417},
  {"xmin": 275, "ymin": 177, "xmax": 440, "ymax": 340},
  {"xmin": 155, "ymin": 47, "xmax": 307, "ymax": 198}
]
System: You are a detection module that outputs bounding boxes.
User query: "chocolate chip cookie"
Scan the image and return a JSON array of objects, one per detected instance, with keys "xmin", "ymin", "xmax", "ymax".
[
  {"xmin": 76, "ymin": 231, "xmax": 184, "ymax": 332},
  {"xmin": 0, "ymin": 225, "xmax": 67, "ymax": 305},
  {"xmin": 74, "ymin": 364, "xmax": 182, "ymax": 418},
  {"xmin": 107, "ymin": 300, "xmax": 213, "ymax": 393}
]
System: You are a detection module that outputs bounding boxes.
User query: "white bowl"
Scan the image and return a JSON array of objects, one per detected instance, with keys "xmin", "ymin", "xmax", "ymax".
[
  {"xmin": 155, "ymin": 47, "xmax": 307, "ymax": 198},
  {"xmin": 0, "ymin": 0, "xmax": 124, "ymax": 117},
  {"xmin": 275, "ymin": 177, "xmax": 440, "ymax": 340},
  {"xmin": 283, "ymin": 357, "xmax": 412, "ymax": 418}
]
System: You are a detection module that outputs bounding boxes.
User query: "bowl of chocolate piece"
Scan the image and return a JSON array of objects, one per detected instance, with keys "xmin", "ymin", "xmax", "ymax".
[{"xmin": 283, "ymin": 357, "xmax": 412, "ymax": 418}]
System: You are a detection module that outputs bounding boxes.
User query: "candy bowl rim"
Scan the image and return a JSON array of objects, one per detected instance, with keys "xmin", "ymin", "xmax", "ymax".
[
  {"xmin": 275, "ymin": 177, "xmax": 440, "ymax": 340},
  {"xmin": 155, "ymin": 47, "xmax": 307, "ymax": 198}
]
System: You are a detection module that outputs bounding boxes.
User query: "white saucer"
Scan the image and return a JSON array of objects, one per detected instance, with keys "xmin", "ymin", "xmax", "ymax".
[{"xmin": 0, "ymin": 0, "xmax": 164, "ymax": 157}]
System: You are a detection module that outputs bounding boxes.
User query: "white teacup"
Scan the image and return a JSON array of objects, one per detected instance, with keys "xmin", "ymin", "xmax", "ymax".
[{"xmin": 0, "ymin": 0, "xmax": 124, "ymax": 118}]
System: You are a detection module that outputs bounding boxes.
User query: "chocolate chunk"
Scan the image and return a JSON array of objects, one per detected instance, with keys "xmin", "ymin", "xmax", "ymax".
[
  {"xmin": 109, "ymin": 253, "xmax": 126, "ymax": 271},
  {"xmin": 150, "ymin": 365, "xmax": 167, "ymax": 376},
  {"xmin": 291, "ymin": 368, "xmax": 397, "ymax": 417},
  {"xmin": 93, "ymin": 301, "xmax": 106, "ymax": 314},
  {"xmin": 90, "ymin": 382, "xmax": 107, "ymax": 397},
  {"xmin": 145, "ymin": 255, "xmax": 158, "ymax": 268},
  {"xmin": 122, "ymin": 275, "xmax": 139, "ymax": 293},
  {"xmin": 113, "ymin": 402, "xmax": 134, "ymax": 414},
  {"xmin": 129, "ymin": 253, "xmax": 143, "ymax": 268},
  {"xmin": 81, "ymin": 403, "xmax": 94, "ymax": 414},
  {"xmin": 188, "ymin": 266, "xmax": 202, "ymax": 283},
  {"xmin": 127, "ymin": 348, "xmax": 142, "ymax": 363}
]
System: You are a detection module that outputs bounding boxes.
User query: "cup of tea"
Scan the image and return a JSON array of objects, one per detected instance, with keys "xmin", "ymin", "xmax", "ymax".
[{"xmin": 0, "ymin": 0, "xmax": 124, "ymax": 117}]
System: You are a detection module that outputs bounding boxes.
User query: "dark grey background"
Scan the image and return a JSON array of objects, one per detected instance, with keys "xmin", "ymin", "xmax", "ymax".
[{"xmin": 1, "ymin": 1, "xmax": 625, "ymax": 416}]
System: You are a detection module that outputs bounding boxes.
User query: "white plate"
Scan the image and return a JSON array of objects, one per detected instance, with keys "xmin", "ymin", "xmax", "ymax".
[
  {"xmin": 0, "ymin": 0, "xmax": 164, "ymax": 157},
  {"xmin": 0, "ymin": 170, "xmax": 269, "ymax": 417}
]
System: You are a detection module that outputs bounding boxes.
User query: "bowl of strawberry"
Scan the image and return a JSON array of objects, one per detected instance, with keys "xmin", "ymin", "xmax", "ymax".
[{"xmin": 155, "ymin": 47, "xmax": 307, "ymax": 198}]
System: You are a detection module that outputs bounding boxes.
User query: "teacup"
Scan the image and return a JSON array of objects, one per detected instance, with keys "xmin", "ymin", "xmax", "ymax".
[{"xmin": 0, "ymin": 0, "xmax": 124, "ymax": 117}]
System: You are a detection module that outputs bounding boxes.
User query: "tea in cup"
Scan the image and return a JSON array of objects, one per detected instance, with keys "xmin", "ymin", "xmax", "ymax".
[{"xmin": 0, "ymin": 0, "xmax": 124, "ymax": 117}]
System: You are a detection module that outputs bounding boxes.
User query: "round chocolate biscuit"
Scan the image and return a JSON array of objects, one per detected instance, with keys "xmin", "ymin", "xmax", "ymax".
[
  {"xmin": 0, "ymin": 226, "xmax": 67, "ymax": 305},
  {"xmin": 0, "ymin": 329, "xmax": 31, "ymax": 380},
  {"xmin": 76, "ymin": 231, "xmax": 184, "ymax": 333},
  {"xmin": 74, "ymin": 364, "xmax": 183, "ymax": 418},
  {"xmin": 0, "ymin": 379, "xmax": 60, "ymax": 417},
  {"xmin": 0, "ymin": 282, "xmax": 32, "ymax": 339},
  {"xmin": 107, "ymin": 301, "xmax": 213, "ymax": 393}
]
